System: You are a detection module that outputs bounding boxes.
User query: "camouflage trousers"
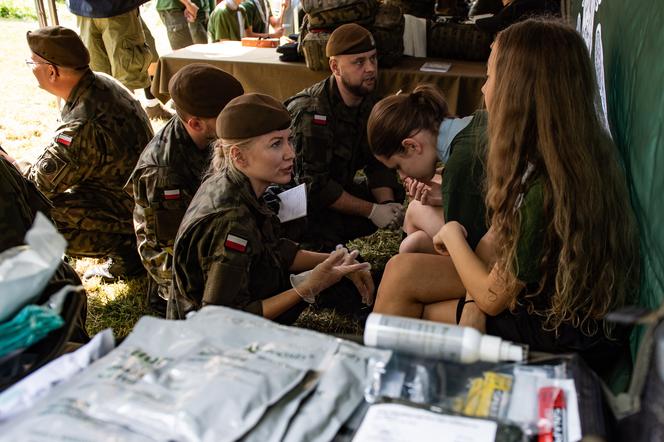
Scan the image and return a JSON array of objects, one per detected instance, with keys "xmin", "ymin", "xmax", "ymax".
[
  {"xmin": 77, "ymin": 8, "xmax": 158, "ymax": 90},
  {"xmin": 49, "ymin": 192, "xmax": 139, "ymax": 263}
]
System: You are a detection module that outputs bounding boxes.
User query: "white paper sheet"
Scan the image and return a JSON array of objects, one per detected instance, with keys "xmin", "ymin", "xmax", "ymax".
[
  {"xmin": 352, "ymin": 403, "xmax": 497, "ymax": 442},
  {"xmin": 420, "ymin": 62, "xmax": 452, "ymax": 73},
  {"xmin": 277, "ymin": 183, "xmax": 307, "ymax": 223}
]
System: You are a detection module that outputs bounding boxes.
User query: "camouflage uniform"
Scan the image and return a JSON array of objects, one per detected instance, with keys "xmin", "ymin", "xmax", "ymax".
[
  {"xmin": 26, "ymin": 70, "xmax": 153, "ymax": 261},
  {"xmin": 126, "ymin": 116, "xmax": 211, "ymax": 302},
  {"xmin": 0, "ymin": 155, "xmax": 51, "ymax": 251},
  {"xmin": 172, "ymin": 170, "xmax": 301, "ymax": 320},
  {"xmin": 285, "ymin": 76, "xmax": 402, "ymax": 250},
  {"xmin": 0, "ymin": 155, "xmax": 89, "ymax": 344}
]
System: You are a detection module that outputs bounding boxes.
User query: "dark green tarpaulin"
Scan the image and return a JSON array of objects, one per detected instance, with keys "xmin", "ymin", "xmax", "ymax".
[{"xmin": 570, "ymin": 0, "xmax": 664, "ymax": 316}]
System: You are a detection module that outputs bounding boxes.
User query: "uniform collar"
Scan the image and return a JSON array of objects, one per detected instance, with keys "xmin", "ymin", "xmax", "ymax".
[
  {"xmin": 64, "ymin": 68, "xmax": 94, "ymax": 113},
  {"xmin": 227, "ymin": 170, "xmax": 275, "ymax": 217},
  {"xmin": 328, "ymin": 76, "xmax": 373, "ymax": 120}
]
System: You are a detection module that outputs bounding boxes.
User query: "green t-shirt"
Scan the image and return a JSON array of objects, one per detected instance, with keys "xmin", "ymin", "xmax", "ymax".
[
  {"xmin": 441, "ymin": 109, "xmax": 489, "ymax": 250},
  {"xmin": 514, "ymin": 178, "xmax": 545, "ymax": 285},
  {"xmin": 245, "ymin": 0, "xmax": 271, "ymax": 33},
  {"xmin": 208, "ymin": 3, "xmax": 248, "ymax": 41},
  {"xmin": 156, "ymin": 0, "xmax": 212, "ymax": 12}
]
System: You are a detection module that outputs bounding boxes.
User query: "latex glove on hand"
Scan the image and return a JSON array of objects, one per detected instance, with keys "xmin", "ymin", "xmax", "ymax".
[
  {"xmin": 336, "ymin": 246, "xmax": 375, "ymax": 306},
  {"xmin": 368, "ymin": 202, "xmax": 404, "ymax": 229},
  {"xmin": 290, "ymin": 248, "xmax": 371, "ymax": 303}
]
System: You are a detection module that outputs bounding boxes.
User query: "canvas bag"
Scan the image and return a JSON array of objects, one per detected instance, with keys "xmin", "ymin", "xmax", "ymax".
[
  {"xmin": 428, "ymin": 18, "xmax": 493, "ymax": 61},
  {"xmin": 302, "ymin": 0, "xmax": 378, "ymax": 29},
  {"xmin": 371, "ymin": 2, "xmax": 404, "ymax": 67}
]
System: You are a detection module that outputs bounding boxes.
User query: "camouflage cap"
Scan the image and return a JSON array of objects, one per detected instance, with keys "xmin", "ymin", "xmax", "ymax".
[
  {"xmin": 169, "ymin": 64, "xmax": 244, "ymax": 118},
  {"xmin": 26, "ymin": 26, "xmax": 89, "ymax": 69},
  {"xmin": 216, "ymin": 93, "xmax": 291, "ymax": 139},
  {"xmin": 326, "ymin": 23, "xmax": 375, "ymax": 57}
]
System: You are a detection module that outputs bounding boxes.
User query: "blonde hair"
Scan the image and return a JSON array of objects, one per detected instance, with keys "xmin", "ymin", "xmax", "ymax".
[
  {"xmin": 208, "ymin": 136, "xmax": 256, "ymax": 181},
  {"xmin": 486, "ymin": 18, "xmax": 640, "ymax": 335}
]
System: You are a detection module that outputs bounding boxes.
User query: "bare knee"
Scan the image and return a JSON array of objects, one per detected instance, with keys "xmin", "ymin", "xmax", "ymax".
[{"xmin": 399, "ymin": 230, "xmax": 434, "ymax": 254}]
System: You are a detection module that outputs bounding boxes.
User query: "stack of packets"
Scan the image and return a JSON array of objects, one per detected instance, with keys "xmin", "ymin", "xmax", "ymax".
[
  {"xmin": 359, "ymin": 355, "xmax": 582, "ymax": 442},
  {"xmin": 0, "ymin": 307, "xmax": 391, "ymax": 442}
]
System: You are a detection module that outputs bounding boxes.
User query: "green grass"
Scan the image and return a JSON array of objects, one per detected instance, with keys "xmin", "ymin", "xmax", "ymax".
[
  {"xmin": 77, "ymin": 228, "xmax": 402, "ymax": 340},
  {"xmin": 0, "ymin": 1, "xmax": 37, "ymax": 20}
]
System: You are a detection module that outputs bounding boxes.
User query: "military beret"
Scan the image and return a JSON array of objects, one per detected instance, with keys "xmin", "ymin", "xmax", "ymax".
[
  {"xmin": 26, "ymin": 26, "xmax": 89, "ymax": 69},
  {"xmin": 216, "ymin": 93, "xmax": 291, "ymax": 139},
  {"xmin": 326, "ymin": 23, "xmax": 375, "ymax": 57},
  {"xmin": 169, "ymin": 64, "xmax": 244, "ymax": 118}
]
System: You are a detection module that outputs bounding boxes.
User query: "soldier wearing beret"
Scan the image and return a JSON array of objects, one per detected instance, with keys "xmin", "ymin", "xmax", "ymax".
[
  {"xmin": 125, "ymin": 63, "xmax": 243, "ymax": 313},
  {"xmin": 171, "ymin": 93, "xmax": 374, "ymax": 321},
  {"xmin": 285, "ymin": 23, "xmax": 404, "ymax": 252},
  {"xmin": 25, "ymin": 26, "xmax": 154, "ymax": 280}
]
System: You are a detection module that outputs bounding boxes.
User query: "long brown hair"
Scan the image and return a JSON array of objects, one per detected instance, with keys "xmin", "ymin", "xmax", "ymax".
[
  {"xmin": 367, "ymin": 84, "xmax": 451, "ymax": 158},
  {"xmin": 486, "ymin": 18, "xmax": 640, "ymax": 335}
]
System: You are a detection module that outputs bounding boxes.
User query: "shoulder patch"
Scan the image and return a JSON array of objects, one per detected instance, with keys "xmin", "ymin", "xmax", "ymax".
[
  {"xmin": 313, "ymin": 114, "xmax": 327, "ymax": 126},
  {"xmin": 163, "ymin": 189, "xmax": 181, "ymax": 200},
  {"xmin": 37, "ymin": 152, "xmax": 67, "ymax": 177},
  {"xmin": 56, "ymin": 134, "xmax": 73, "ymax": 146},
  {"xmin": 225, "ymin": 233, "xmax": 248, "ymax": 252}
]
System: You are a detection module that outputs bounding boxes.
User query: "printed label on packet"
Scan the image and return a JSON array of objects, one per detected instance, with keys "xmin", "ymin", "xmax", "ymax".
[{"xmin": 538, "ymin": 387, "xmax": 567, "ymax": 442}]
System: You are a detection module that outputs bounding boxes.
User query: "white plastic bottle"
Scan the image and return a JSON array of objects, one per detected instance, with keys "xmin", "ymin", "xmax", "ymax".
[{"xmin": 364, "ymin": 313, "xmax": 526, "ymax": 364}]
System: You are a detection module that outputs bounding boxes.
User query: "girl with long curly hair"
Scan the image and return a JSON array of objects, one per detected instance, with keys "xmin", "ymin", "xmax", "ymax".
[{"xmin": 375, "ymin": 18, "xmax": 640, "ymax": 368}]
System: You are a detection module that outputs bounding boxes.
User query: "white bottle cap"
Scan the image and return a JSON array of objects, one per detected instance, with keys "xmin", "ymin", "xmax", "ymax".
[
  {"xmin": 500, "ymin": 342, "xmax": 526, "ymax": 362},
  {"xmin": 478, "ymin": 335, "xmax": 502, "ymax": 362},
  {"xmin": 363, "ymin": 313, "xmax": 381, "ymax": 347}
]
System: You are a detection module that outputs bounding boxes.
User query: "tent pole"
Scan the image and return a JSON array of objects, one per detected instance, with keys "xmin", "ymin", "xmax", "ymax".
[{"xmin": 33, "ymin": 0, "xmax": 47, "ymax": 27}]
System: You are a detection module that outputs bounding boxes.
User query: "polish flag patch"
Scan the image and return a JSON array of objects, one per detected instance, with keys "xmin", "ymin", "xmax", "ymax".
[
  {"xmin": 163, "ymin": 189, "xmax": 181, "ymax": 200},
  {"xmin": 225, "ymin": 233, "xmax": 248, "ymax": 252},
  {"xmin": 56, "ymin": 134, "xmax": 73, "ymax": 146},
  {"xmin": 313, "ymin": 114, "xmax": 327, "ymax": 126}
]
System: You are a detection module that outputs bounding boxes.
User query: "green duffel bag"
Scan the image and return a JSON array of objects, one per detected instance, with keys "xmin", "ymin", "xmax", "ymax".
[
  {"xmin": 302, "ymin": 0, "xmax": 379, "ymax": 29},
  {"xmin": 371, "ymin": 2, "xmax": 404, "ymax": 67},
  {"xmin": 301, "ymin": 29, "xmax": 332, "ymax": 71}
]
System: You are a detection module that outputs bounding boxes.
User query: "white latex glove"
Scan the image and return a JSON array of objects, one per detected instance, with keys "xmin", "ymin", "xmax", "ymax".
[
  {"xmin": 368, "ymin": 202, "xmax": 403, "ymax": 228},
  {"xmin": 290, "ymin": 248, "xmax": 370, "ymax": 303},
  {"xmin": 336, "ymin": 246, "xmax": 375, "ymax": 306},
  {"xmin": 387, "ymin": 203, "xmax": 405, "ymax": 230}
]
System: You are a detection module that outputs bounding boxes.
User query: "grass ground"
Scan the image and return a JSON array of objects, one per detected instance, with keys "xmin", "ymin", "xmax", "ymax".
[{"xmin": 2, "ymin": 7, "xmax": 401, "ymax": 339}]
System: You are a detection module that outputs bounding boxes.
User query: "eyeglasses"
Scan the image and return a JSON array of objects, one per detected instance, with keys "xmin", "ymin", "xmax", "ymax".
[{"xmin": 25, "ymin": 59, "xmax": 54, "ymax": 67}]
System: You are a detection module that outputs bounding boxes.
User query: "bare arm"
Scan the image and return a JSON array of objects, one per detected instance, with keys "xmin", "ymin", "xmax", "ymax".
[
  {"xmin": 289, "ymin": 249, "xmax": 329, "ymax": 272},
  {"xmin": 329, "ymin": 190, "xmax": 374, "ymax": 217},
  {"xmin": 433, "ymin": 221, "xmax": 521, "ymax": 316},
  {"xmin": 370, "ymin": 186, "xmax": 396, "ymax": 204}
]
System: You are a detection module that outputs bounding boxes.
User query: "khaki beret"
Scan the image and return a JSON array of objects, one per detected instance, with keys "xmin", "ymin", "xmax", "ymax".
[
  {"xmin": 26, "ymin": 26, "xmax": 89, "ymax": 69},
  {"xmin": 169, "ymin": 64, "xmax": 244, "ymax": 118},
  {"xmin": 326, "ymin": 23, "xmax": 375, "ymax": 57},
  {"xmin": 216, "ymin": 93, "xmax": 291, "ymax": 139}
]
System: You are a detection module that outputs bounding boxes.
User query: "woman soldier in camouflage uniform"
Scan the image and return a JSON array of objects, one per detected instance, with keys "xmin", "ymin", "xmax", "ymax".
[{"xmin": 171, "ymin": 93, "xmax": 373, "ymax": 322}]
